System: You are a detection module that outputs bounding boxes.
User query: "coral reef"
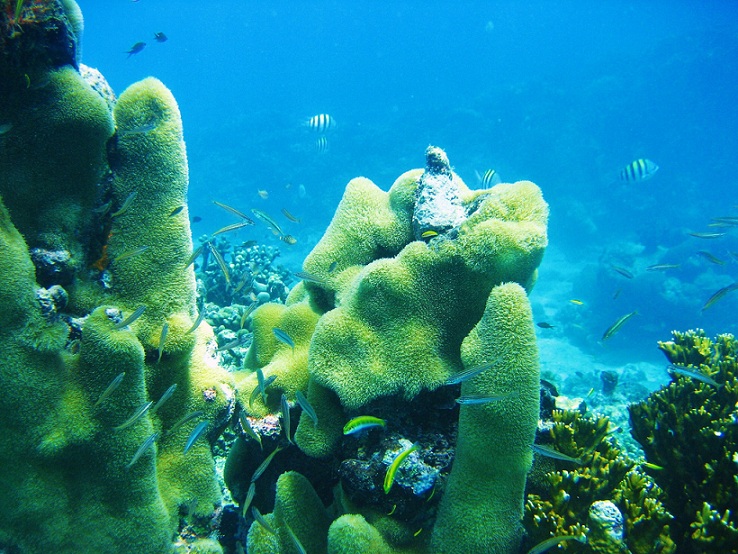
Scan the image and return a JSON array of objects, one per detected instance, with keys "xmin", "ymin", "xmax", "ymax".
[
  {"xmin": 629, "ymin": 329, "xmax": 738, "ymax": 553},
  {"xmin": 523, "ymin": 409, "xmax": 675, "ymax": 554},
  {"xmin": 0, "ymin": 2, "xmax": 233, "ymax": 552},
  {"xmin": 231, "ymin": 146, "xmax": 549, "ymax": 552}
]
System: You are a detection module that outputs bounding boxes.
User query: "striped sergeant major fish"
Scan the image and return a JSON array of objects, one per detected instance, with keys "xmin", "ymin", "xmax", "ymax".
[
  {"xmin": 315, "ymin": 135, "xmax": 329, "ymax": 153},
  {"xmin": 475, "ymin": 168, "xmax": 502, "ymax": 189},
  {"xmin": 306, "ymin": 113, "xmax": 336, "ymax": 132},
  {"xmin": 619, "ymin": 158, "xmax": 659, "ymax": 182}
]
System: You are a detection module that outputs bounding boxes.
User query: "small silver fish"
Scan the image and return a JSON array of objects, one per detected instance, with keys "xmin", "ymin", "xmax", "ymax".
[
  {"xmin": 94, "ymin": 372, "xmax": 126, "ymax": 408},
  {"xmin": 532, "ymin": 444, "xmax": 582, "ymax": 465},
  {"xmin": 241, "ymin": 481, "xmax": 256, "ymax": 518},
  {"xmin": 251, "ymin": 506, "xmax": 277, "ymax": 535},
  {"xmin": 184, "ymin": 244, "xmax": 205, "ymax": 268},
  {"xmin": 110, "ymin": 191, "xmax": 138, "ymax": 217},
  {"xmin": 113, "ymin": 305, "xmax": 146, "ymax": 330},
  {"xmin": 186, "ymin": 310, "xmax": 206, "ymax": 334},
  {"xmin": 184, "ymin": 420, "xmax": 209, "ymax": 454},
  {"xmin": 667, "ymin": 364, "xmax": 721, "ymax": 388},
  {"xmin": 126, "ymin": 432, "xmax": 159, "ymax": 471},
  {"xmin": 165, "ymin": 410, "xmax": 204, "ymax": 438},
  {"xmin": 295, "ymin": 390, "xmax": 318, "ymax": 427},
  {"xmin": 455, "ymin": 392, "xmax": 515, "ymax": 405},
  {"xmin": 256, "ymin": 367, "xmax": 267, "ymax": 403},
  {"xmin": 207, "ymin": 242, "xmax": 231, "ymax": 284},
  {"xmin": 251, "ymin": 209, "xmax": 285, "ymax": 236},
  {"xmin": 446, "ymin": 357, "xmax": 501, "ymax": 385},
  {"xmin": 272, "ymin": 327, "xmax": 295, "ymax": 350},
  {"xmin": 645, "ymin": 263, "xmax": 680, "ymax": 272},
  {"xmin": 249, "ymin": 374, "xmax": 277, "ymax": 407},
  {"xmin": 281, "ymin": 208, "xmax": 300, "ymax": 223},
  {"xmin": 610, "ymin": 264, "xmax": 634, "ymax": 279},
  {"xmin": 157, "ymin": 322, "xmax": 169, "ymax": 363},
  {"xmin": 211, "ymin": 221, "xmax": 254, "ymax": 237},
  {"xmin": 113, "ymin": 400, "xmax": 154, "ymax": 431},
  {"xmin": 118, "ymin": 121, "xmax": 157, "ymax": 136},
  {"xmin": 601, "ymin": 311, "xmax": 637, "ymax": 341},
  {"xmin": 212, "ymin": 200, "xmax": 255, "ymax": 223},
  {"xmin": 150, "ymin": 383, "xmax": 176, "ymax": 413},
  {"xmin": 688, "ymin": 231, "xmax": 726, "ymax": 239},
  {"xmin": 696, "ymin": 250, "xmax": 726, "ymax": 265},
  {"xmin": 281, "ymin": 393, "xmax": 293, "ymax": 444},
  {"xmin": 251, "ymin": 446, "xmax": 283, "ymax": 483},
  {"xmin": 112, "ymin": 245, "xmax": 150, "ymax": 264},
  {"xmin": 285, "ymin": 522, "xmax": 307, "ymax": 554},
  {"xmin": 701, "ymin": 282, "xmax": 738, "ymax": 311},
  {"xmin": 239, "ymin": 413, "xmax": 263, "ymax": 450},
  {"xmin": 293, "ymin": 271, "xmax": 328, "ymax": 285}
]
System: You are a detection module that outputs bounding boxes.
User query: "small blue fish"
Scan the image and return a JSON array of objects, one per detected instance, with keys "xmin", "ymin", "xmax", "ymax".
[
  {"xmin": 295, "ymin": 390, "xmax": 318, "ymax": 427},
  {"xmin": 126, "ymin": 432, "xmax": 159, "ymax": 471},
  {"xmin": 184, "ymin": 421, "xmax": 209, "ymax": 454},
  {"xmin": 619, "ymin": 158, "xmax": 658, "ymax": 182},
  {"xmin": 272, "ymin": 327, "xmax": 295, "ymax": 351}
]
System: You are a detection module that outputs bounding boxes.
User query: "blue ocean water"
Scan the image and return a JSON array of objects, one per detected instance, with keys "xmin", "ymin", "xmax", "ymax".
[{"xmin": 77, "ymin": 0, "xmax": 738, "ymax": 394}]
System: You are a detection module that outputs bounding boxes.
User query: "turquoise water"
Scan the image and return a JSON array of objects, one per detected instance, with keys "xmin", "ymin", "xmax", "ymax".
[{"xmin": 77, "ymin": 0, "xmax": 738, "ymax": 390}]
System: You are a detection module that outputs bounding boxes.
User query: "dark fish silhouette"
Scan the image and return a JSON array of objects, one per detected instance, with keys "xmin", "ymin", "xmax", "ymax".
[
  {"xmin": 154, "ymin": 32, "xmax": 168, "ymax": 42},
  {"xmin": 126, "ymin": 42, "xmax": 146, "ymax": 58},
  {"xmin": 537, "ymin": 322, "xmax": 555, "ymax": 329}
]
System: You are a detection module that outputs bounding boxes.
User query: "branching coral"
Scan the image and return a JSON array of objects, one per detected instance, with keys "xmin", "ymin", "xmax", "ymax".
[
  {"xmin": 629, "ymin": 329, "xmax": 738, "ymax": 553},
  {"xmin": 523, "ymin": 410, "xmax": 675, "ymax": 554}
]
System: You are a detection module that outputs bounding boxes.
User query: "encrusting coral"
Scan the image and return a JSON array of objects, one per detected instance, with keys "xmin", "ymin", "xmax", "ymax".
[{"xmin": 0, "ymin": 2, "xmax": 233, "ymax": 552}]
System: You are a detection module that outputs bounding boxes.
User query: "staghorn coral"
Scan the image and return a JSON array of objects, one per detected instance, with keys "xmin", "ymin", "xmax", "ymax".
[{"xmin": 629, "ymin": 329, "xmax": 738, "ymax": 553}]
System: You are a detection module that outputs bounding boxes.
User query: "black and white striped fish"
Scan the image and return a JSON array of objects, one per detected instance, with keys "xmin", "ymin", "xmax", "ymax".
[
  {"xmin": 315, "ymin": 135, "xmax": 329, "ymax": 153},
  {"xmin": 476, "ymin": 168, "xmax": 502, "ymax": 188},
  {"xmin": 306, "ymin": 113, "xmax": 336, "ymax": 132},
  {"xmin": 619, "ymin": 158, "xmax": 659, "ymax": 182}
]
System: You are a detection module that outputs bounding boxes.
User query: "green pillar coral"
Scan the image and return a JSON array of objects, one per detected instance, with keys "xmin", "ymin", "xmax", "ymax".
[
  {"xmin": 431, "ymin": 282, "xmax": 540, "ymax": 553},
  {"xmin": 247, "ymin": 471, "xmax": 332, "ymax": 554},
  {"xmin": 0, "ymin": 3, "xmax": 233, "ymax": 551},
  {"xmin": 235, "ymin": 299, "xmax": 320, "ymax": 417},
  {"xmin": 327, "ymin": 514, "xmax": 398, "ymax": 554}
]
